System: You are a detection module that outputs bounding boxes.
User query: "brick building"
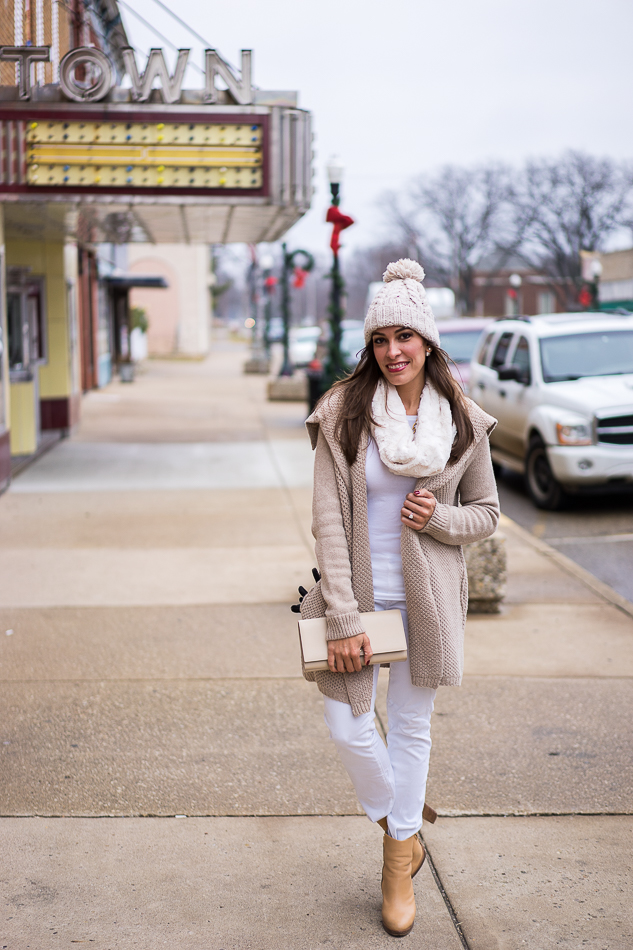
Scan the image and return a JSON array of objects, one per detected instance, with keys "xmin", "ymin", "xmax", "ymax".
[{"xmin": 473, "ymin": 257, "xmax": 565, "ymax": 317}]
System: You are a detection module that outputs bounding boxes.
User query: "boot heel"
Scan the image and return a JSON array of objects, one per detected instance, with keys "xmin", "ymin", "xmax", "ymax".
[
  {"xmin": 422, "ymin": 803, "xmax": 437, "ymax": 824},
  {"xmin": 383, "ymin": 921, "xmax": 415, "ymax": 938}
]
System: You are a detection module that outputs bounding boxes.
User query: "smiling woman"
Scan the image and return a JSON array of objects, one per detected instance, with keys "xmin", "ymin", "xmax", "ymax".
[
  {"xmin": 371, "ymin": 326, "xmax": 429, "ymax": 390},
  {"xmin": 300, "ymin": 259, "xmax": 500, "ymax": 937}
]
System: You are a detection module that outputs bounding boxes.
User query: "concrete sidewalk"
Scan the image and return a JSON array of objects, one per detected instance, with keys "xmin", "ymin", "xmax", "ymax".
[{"xmin": 1, "ymin": 344, "xmax": 632, "ymax": 949}]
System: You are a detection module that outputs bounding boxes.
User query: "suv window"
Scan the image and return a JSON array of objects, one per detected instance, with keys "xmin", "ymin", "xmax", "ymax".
[
  {"xmin": 540, "ymin": 329, "xmax": 633, "ymax": 382},
  {"xmin": 512, "ymin": 336, "xmax": 531, "ymax": 384},
  {"xmin": 491, "ymin": 331, "xmax": 514, "ymax": 369},
  {"xmin": 476, "ymin": 331, "xmax": 496, "ymax": 365}
]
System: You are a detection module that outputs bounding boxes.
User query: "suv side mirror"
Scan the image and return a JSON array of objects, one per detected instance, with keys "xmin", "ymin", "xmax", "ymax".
[{"xmin": 498, "ymin": 365, "xmax": 524, "ymax": 383}]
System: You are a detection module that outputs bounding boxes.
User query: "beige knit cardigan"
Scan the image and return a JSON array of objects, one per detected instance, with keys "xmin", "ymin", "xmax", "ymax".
[{"xmin": 300, "ymin": 388, "xmax": 500, "ymax": 716}]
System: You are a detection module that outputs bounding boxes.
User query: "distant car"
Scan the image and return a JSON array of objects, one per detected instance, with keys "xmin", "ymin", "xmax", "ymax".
[
  {"xmin": 437, "ymin": 318, "xmax": 493, "ymax": 392},
  {"xmin": 267, "ymin": 316, "xmax": 284, "ymax": 343},
  {"xmin": 469, "ymin": 312, "xmax": 633, "ymax": 509},
  {"xmin": 341, "ymin": 325, "xmax": 367, "ymax": 367},
  {"xmin": 289, "ymin": 325, "xmax": 322, "ymax": 366}
]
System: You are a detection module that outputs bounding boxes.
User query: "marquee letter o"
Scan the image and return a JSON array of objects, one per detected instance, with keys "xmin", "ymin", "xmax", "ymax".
[{"xmin": 59, "ymin": 48, "xmax": 114, "ymax": 102}]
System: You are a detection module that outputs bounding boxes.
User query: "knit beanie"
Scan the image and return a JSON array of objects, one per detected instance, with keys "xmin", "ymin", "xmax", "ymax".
[{"xmin": 363, "ymin": 259, "xmax": 440, "ymax": 348}]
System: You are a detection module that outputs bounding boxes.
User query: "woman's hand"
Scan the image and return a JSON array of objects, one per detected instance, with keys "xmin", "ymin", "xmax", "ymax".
[
  {"xmin": 327, "ymin": 633, "xmax": 373, "ymax": 673},
  {"xmin": 402, "ymin": 489, "xmax": 436, "ymax": 531}
]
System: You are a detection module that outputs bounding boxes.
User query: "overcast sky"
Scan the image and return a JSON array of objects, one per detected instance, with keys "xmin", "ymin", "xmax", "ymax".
[{"xmin": 121, "ymin": 0, "xmax": 633, "ymax": 258}]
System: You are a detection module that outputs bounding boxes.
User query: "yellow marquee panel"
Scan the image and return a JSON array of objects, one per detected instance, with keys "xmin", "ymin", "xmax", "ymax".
[
  {"xmin": 25, "ymin": 120, "xmax": 264, "ymax": 189},
  {"xmin": 27, "ymin": 165, "xmax": 262, "ymax": 188}
]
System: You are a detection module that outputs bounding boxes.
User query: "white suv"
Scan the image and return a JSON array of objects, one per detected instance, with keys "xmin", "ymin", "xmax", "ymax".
[{"xmin": 469, "ymin": 312, "xmax": 633, "ymax": 509}]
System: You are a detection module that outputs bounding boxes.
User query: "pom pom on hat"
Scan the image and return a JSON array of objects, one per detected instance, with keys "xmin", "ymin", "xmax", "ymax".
[
  {"xmin": 364, "ymin": 258, "xmax": 440, "ymax": 347},
  {"xmin": 383, "ymin": 259, "xmax": 426, "ymax": 283}
]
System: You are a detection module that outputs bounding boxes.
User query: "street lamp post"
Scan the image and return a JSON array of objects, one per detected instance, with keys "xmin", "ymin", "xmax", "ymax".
[
  {"xmin": 279, "ymin": 242, "xmax": 315, "ymax": 377},
  {"xmin": 508, "ymin": 272, "xmax": 522, "ymax": 315},
  {"xmin": 325, "ymin": 157, "xmax": 354, "ymax": 388},
  {"xmin": 590, "ymin": 259, "xmax": 603, "ymax": 311},
  {"xmin": 259, "ymin": 254, "xmax": 276, "ymax": 355},
  {"xmin": 579, "ymin": 251, "xmax": 603, "ymax": 311},
  {"xmin": 243, "ymin": 247, "xmax": 270, "ymax": 375}
]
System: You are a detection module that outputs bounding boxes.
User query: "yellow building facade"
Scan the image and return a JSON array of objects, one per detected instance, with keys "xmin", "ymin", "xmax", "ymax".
[
  {"xmin": 0, "ymin": 0, "xmax": 124, "ymax": 478},
  {"xmin": 6, "ymin": 228, "xmax": 80, "ymax": 455},
  {"xmin": 0, "ymin": 208, "xmax": 9, "ymax": 487}
]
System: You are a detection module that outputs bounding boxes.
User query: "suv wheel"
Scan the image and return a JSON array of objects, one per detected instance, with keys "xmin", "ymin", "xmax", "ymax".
[{"xmin": 525, "ymin": 437, "xmax": 566, "ymax": 510}]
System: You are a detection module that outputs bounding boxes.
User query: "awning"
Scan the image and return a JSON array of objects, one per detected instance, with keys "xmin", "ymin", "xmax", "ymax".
[{"xmin": 103, "ymin": 275, "xmax": 168, "ymax": 289}]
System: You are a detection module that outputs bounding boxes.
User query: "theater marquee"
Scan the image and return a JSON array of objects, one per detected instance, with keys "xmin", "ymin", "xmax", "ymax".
[{"xmin": 0, "ymin": 45, "xmax": 312, "ymax": 243}]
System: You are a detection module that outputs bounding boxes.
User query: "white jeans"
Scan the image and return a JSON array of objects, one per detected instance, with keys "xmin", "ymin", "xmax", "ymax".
[{"xmin": 323, "ymin": 602, "xmax": 436, "ymax": 841}]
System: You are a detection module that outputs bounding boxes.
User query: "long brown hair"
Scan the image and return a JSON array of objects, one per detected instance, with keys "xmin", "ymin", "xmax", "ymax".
[{"xmin": 328, "ymin": 337, "xmax": 475, "ymax": 466}]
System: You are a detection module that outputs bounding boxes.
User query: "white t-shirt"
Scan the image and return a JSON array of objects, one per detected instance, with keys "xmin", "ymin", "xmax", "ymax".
[{"xmin": 365, "ymin": 416, "xmax": 417, "ymax": 602}]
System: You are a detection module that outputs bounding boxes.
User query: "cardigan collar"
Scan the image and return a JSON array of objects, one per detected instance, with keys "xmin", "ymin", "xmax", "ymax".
[{"xmin": 306, "ymin": 388, "xmax": 496, "ymax": 491}]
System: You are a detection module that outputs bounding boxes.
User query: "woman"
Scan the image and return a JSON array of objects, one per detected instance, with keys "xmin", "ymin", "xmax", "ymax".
[{"xmin": 300, "ymin": 260, "xmax": 499, "ymax": 937}]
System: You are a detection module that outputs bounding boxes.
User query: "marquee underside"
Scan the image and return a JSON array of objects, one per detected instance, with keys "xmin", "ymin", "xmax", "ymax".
[{"xmin": 2, "ymin": 199, "xmax": 305, "ymax": 244}]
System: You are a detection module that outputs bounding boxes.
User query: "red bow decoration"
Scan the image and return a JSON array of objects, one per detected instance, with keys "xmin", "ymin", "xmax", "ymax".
[
  {"xmin": 326, "ymin": 205, "xmax": 354, "ymax": 255},
  {"xmin": 264, "ymin": 275, "xmax": 278, "ymax": 290},
  {"xmin": 578, "ymin": 287, "xmax": 592, "ymax": 308},
  {"xmin": 293, "ymin": 266, "xmax": 308, "ymax": 289}
]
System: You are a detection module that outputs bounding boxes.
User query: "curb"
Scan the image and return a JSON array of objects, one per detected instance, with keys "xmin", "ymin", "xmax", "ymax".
[{"xmin": 499, "ymin": 512, "xmax": 633, "ymax": 622}]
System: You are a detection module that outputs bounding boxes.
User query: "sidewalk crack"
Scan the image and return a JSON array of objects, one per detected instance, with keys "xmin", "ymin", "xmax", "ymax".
[{"xmin": 422, "ymin": 836, "xmax": 471, "ymax": 950}]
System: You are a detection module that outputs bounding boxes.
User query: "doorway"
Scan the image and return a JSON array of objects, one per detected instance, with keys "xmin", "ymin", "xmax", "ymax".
[{"xmin": 7, "ymin": 268, "xmax": 46, "ymax": 455}]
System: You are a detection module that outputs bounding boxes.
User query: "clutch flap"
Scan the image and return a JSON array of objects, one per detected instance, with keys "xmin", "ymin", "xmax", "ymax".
[{"xmin": 298, "ymin": 609, "xmax": 407, "ymax": 672}]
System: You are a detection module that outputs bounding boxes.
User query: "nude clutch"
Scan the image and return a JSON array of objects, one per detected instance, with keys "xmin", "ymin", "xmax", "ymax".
[{"xmin": 298, "ymin": 609, "xmax": 408, "ymax": 672}]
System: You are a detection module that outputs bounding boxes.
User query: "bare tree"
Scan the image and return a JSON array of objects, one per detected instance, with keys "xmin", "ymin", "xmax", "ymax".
[
  {"xmin": 381, "ymin": 163, "xmax": 512, "ymax": 313},
  {"xmin": 508, "ymin": 151, "xmax": 633, "ymax": 309}
]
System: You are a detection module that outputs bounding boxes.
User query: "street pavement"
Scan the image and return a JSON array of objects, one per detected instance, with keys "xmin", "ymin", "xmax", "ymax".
[
  {"xmin": 1, "ymin": 340, "xmax": 632, "ymax": 949},
  {"xmin": 497, "ymin": 470, "xmax": 633, "ymax": 605}
]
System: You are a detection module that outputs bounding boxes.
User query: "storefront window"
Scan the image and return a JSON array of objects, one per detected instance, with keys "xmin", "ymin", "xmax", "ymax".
[
  {"xmin": 7, "ymin": 278, "xmax": 46, "ymax": 380},
  {"xmin": 28, "ymin": 289, "xmax": 45, "ymax": 361},
  {"xmin": 7, "ymin": 292, "xmax": 27, "ymax": 371}
]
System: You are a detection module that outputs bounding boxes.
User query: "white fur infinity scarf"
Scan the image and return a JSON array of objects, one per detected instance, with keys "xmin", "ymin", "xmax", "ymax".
[{"xmin": 370, "ymin": 378, "xmax": 456, "ymax": 478}]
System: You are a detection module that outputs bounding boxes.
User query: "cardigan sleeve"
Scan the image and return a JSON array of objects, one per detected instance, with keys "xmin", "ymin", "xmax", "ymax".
[
  {"xmin": 312, "ymin": 428, "xmax": 366, "ymax": 641},
  {"xmin": 421, "ymin": 435, "xmax": 500, "ymax": 545}
]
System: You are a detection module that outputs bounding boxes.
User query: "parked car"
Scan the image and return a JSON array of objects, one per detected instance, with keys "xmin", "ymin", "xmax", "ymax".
[
  {"xmin": 437, "ymin": 318, "xmax": 492, "ymax": 392},
  {"xmin": 289, "ymin": 325, "xmax": 322, "ymax": 367},
  {"xmin": 469, "ymin": 312, "xmax": 633, "ymax": 509}
]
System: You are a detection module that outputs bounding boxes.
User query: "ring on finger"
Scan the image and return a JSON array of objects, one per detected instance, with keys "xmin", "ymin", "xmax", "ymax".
[{"xmin": 408, "ymin": 512, "xmax": 414, "ymax": 520}]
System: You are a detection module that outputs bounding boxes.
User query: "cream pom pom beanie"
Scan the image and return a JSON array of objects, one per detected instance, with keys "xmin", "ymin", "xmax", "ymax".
[{"xmin": 363, "ymin": 259, "xmax": 440, "ymax": 348}]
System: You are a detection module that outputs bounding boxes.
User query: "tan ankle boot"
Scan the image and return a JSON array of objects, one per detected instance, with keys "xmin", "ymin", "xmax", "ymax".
[
  {"xmin": 377, "ymin": 818, "xmax": 426, "ymax": 878},
  {"xmin": 381, "ymin": 833, "xmax": 417, "ymax": 937}
]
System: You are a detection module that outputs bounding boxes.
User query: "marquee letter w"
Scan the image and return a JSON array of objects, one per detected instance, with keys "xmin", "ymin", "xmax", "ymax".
[{"xmin": 122, "ymin": 48, "xmax": 189, "ymax": 104}]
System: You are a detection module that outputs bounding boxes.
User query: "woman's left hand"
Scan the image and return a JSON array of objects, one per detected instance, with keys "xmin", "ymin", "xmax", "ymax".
[{"xmin": 402, "ymin": 489, "xmax": 436, "ymax": 531}]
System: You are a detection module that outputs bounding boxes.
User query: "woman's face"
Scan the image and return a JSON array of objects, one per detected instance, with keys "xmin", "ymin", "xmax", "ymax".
[{"xmin": 371, "ymin": 326, "xmax": 428, "ymax": 387}]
